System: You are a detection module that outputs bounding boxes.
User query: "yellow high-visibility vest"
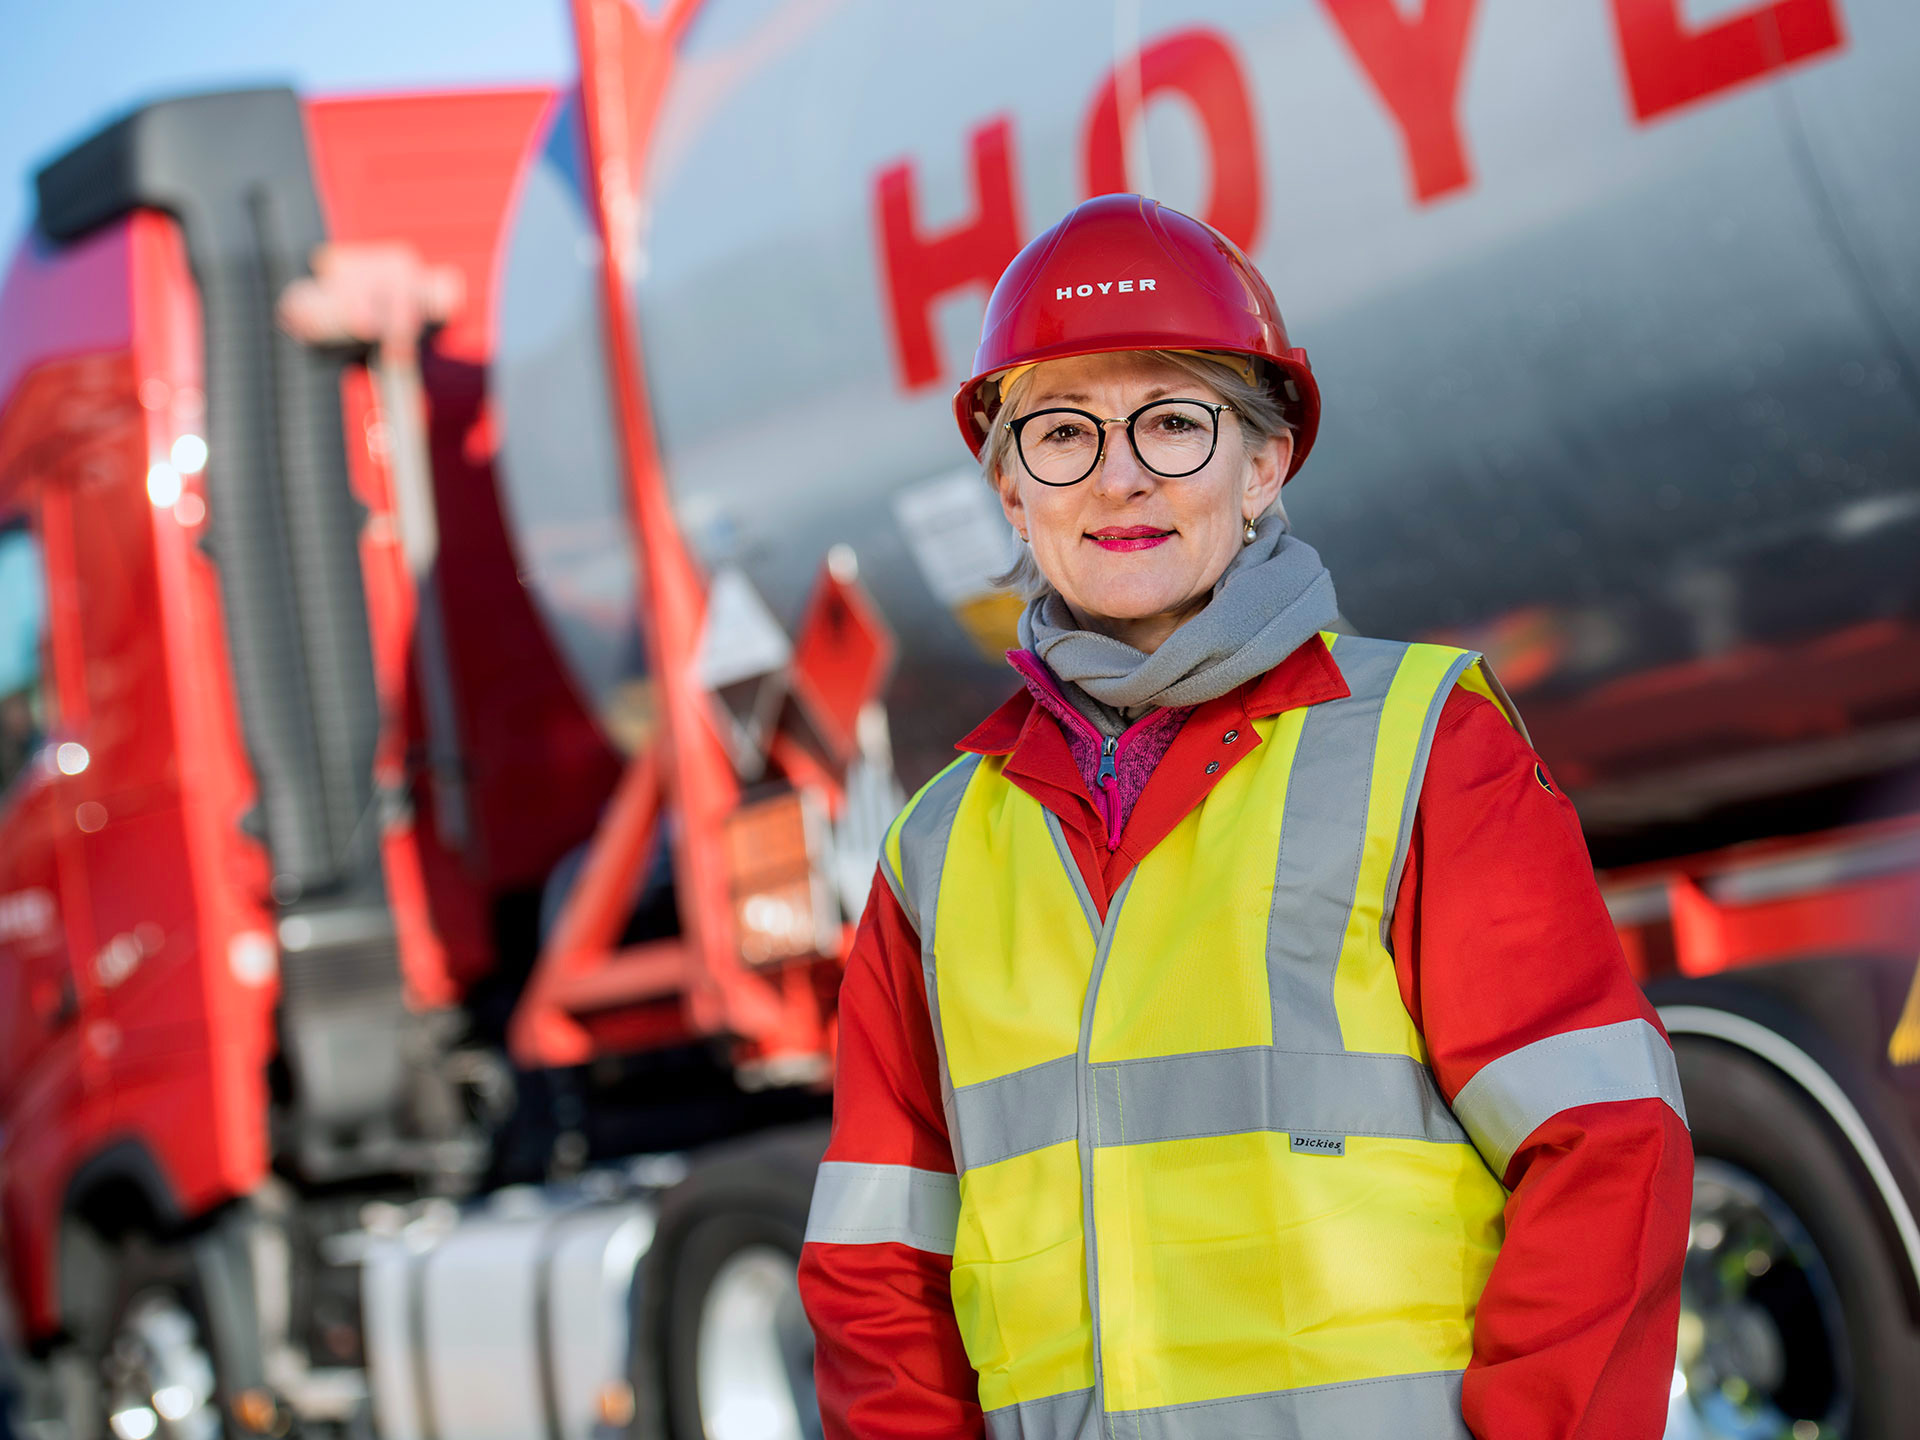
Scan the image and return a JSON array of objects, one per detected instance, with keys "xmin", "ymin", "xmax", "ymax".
[{"xmin": 882, "ymin": 635, "xmax": 1521, "ymax": 1439}]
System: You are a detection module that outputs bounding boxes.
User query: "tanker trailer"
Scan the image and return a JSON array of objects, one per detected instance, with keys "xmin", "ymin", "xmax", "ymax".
[
  {"xmin": 502, "ymin": 0, "xmax": 1920, "ymax": 817},
  {"xmin": 492, "ymin": 0, "xmax": 1920, "ymax": 1435}
]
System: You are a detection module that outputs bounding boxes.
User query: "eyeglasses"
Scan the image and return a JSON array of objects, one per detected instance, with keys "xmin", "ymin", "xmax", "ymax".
[{"xmin": 1004, "ymin": 398, "xmax": 1234, "ymax": 487}]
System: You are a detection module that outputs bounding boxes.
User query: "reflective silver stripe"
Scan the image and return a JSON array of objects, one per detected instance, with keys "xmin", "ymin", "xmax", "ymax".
[
  {"xmin": 1112, "ymin": 1368, "xmax": 1469, "ymax": 1440},
  {"xmin": 1091, "ymin": 1046, "xmax": 1467, "ymax": 1148},
  {"xmin": 983, "ymin": 1388, "xmax": 1096, "ymax": 1440},
  {"xmin": 1078, "ymin": 869, "xmax": 1137, "ymax": 1430},
  {"xmin": 1266, "ymin": 635, "xmax": 1405, "ymax": 1052},
  {"xmin": 956, "ymin": 1046, "xmax": 1469, "ymax": 1168},
  {"xmin": 877, "ymin": 849, "xmax": 910, "ymax": 916},
  {"xmin": 1042, "ymin": 807, "xmax": 1100, "ymax": 932},
  {"xmin": 893, "ymin": 753, "xmax": 981, "ymax": 938},
  {"xmin": 803, "ymin": 1161, "xmax": 959, "ymax": 1255},
  {"xmin": 1451, "ymin": 1018, "xmax": 1690, "ymax": 1176},
  {"xmin": 893, "ymin": 753, "xmax": 984, "ymax": 1167},
  {"xmin": 1381, "ymin": 649, "xmax": 1480, "ymax": 950},
  {"xmin": 952, "ymin": 1055, "xmax": 1078, "ymax": 1171}
]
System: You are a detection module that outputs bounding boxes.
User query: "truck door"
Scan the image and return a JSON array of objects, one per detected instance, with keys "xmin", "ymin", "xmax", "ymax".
[
  {"xmin": 0, "ymin": 499, "xmax": 81, "ymax": 1106},
  {"xmin": 55, "ymin": 394, "xmax": 201, "ymax": 1119}
]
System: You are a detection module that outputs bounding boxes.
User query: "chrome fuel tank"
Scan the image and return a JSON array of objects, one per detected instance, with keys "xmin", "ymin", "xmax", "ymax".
[{"xmin": 360, "ymin": 1190, "xmax": 653, "ymax": 1440}]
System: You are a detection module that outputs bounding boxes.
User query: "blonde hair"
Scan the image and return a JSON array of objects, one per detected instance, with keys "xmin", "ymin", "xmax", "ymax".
[{"xmin": 985, "ymin": 351, "xmax": 1296, "ymax": 601}]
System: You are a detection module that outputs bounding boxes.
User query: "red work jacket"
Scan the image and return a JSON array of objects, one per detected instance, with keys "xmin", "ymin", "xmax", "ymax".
[{"xmin": 799, "ymin": 636, "xmax": 1692, "ymax": 1439}]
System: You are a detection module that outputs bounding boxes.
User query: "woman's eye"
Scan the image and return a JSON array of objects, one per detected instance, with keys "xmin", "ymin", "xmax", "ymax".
[{"xmin": 1039, "ymin": 422, "xmax": 1085, "ymax": 446}]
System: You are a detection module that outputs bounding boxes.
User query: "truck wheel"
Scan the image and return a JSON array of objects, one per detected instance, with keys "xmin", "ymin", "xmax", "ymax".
[
  {"xmin": 75, "ymin": 1220, "xmax": 274, "ymax": 1440},
  {"xmin": 96, "ymin": 1238, "xmax": 223, "ymax": 1440},
  {"xmin": 1672, "ymin": 1038, "xmax": 1920, "ymax": 1440},
  {"xmin": 652, "ymin": 1125, "xmax": 826, "ymax": 1440}
]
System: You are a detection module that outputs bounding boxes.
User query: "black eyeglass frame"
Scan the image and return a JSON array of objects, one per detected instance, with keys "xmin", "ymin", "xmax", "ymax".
[{"xmin": 1003, "ymin": 397, "xmax": 1235, "ymax": 487}]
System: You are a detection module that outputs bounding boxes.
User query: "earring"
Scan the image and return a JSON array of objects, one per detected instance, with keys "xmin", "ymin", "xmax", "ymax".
[{"xmin": 1243, "ymin": 518, "xmax": 1258, "ymax": 544}]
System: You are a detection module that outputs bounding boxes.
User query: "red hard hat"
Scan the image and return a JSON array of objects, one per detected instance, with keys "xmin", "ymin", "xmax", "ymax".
[{"xmin": 953, "ymin": 193, "xmax": 1321, "ymax": 481}]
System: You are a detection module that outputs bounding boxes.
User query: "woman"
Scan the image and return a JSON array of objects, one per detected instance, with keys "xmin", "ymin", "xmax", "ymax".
[{"xmin": 799, "ymin": 194, "xmax": 1691, "ymax": 1440}]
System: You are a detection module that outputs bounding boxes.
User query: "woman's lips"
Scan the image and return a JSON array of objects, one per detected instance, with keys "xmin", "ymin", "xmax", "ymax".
[{"xmin": 1087, "ymin": 526, "xmax": 1174, "ymax": 552}]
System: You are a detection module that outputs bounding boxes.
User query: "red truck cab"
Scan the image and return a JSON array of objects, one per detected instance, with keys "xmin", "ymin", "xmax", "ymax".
[{"xmin": 0, "ymin": 206, "xmax": 280, "ymax": 1342}]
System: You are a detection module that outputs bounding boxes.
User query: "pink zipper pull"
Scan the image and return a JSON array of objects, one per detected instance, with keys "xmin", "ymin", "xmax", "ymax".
[{"xmin": 1097, "ymin": 736, "xmax": 1120, "ymax": 848}]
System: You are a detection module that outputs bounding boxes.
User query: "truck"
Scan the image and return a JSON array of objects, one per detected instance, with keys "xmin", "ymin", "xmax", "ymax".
[{"xmin": 1, "ymin": 1, "xmax": 1917, "ymax": 1437}]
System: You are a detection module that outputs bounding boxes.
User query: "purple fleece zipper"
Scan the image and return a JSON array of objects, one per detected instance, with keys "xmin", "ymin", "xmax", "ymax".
[{"xmin": 1006, "ymin": 649, "xmax": 1175, "ymax": 850}]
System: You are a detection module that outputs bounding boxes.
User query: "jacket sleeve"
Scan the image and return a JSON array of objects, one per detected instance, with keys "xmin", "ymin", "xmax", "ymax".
[
  {"xmin": 799, "ymin": 869, "xmax": 983, "ymax": 1439},
  {"xmin": 1390, "ymin": 689, "xmax": 1693, "ymax": 1440}
]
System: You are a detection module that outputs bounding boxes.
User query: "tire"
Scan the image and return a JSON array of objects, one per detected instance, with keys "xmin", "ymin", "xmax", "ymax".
[
  {"xmin": 1673, "ymin": 1037, "xmax": 1920, "ymax": 1440},
  {"xmin": 54, "ymin": 1213, "xmax": 273, "ymax": 1440},
  {"xmin": 97, "ymin": 1236, "xmax": 225, "ymax": 1440},
  {"xmin": 648, "ymin": 1125, "xmax": 827, "ymax": 1440},
  {"xmin": 0, "ymin": 1339, "xmax": 20, "ymax": 1440}
]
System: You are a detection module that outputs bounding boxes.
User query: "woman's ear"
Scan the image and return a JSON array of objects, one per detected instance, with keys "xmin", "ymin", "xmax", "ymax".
[
  {"xmin": 1243, "ymin": 431, "xmax": 1291, "ymax": 519},
  {"xmin": 995, "ymin": 468, "xmax": 1028, "ymax": 540}
]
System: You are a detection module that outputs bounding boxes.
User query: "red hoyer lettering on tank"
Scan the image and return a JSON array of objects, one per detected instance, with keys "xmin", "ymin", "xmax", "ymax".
[
  {"xmin": 874, "ymin": 0, "xmax": 1849, "ymax": 392},
  {"xmin": 1057, "ymin": 280, "xmax": 1156, "ymax": 299}
]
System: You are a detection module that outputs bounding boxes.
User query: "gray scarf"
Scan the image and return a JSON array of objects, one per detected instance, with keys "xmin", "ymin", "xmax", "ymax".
[{"xmin": 1016, "ymin": 514, "xmax": 1340, "ymax": 713}]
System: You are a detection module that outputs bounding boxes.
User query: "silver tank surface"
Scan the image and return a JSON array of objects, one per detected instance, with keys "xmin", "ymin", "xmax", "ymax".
[
  {"xmin": 492, "ymin": 0, "xmax": 1920, "ymax": 831},
  {"xmin": 360, "ymin": 1192, "xmax": 652, "ymax": 1440}
]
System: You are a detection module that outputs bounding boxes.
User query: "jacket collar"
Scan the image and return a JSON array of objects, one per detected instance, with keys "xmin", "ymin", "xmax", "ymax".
[{"xmin": 958, "ymin": 631, "xmax": 1350, "ymax": 758}]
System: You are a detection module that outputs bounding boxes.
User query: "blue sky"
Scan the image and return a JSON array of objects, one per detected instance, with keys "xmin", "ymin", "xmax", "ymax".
[
  {"xmin": 0, "ymin": 1, "xmax": 577, "ymax": 253},
  {"xmin": 0, "ymin": 528, "xmax": 43, "ymax": 696}
]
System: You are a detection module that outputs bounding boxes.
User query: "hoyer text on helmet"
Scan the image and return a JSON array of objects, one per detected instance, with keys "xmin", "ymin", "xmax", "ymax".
[{"xmin": 1060, "ymin": 280, "xmax": 1156, "ymax": 299}]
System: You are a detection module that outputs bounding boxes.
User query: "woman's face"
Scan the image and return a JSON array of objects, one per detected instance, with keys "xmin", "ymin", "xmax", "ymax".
[{"xmin": 995, "ymin": 351, "xmax": 1290, "ymax": 652}]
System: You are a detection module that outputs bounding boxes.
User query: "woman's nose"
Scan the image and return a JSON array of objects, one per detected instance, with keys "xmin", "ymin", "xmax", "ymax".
[{"xmin": 1089, "ymin": 418, "xmax": 1151, "ymax": 497}]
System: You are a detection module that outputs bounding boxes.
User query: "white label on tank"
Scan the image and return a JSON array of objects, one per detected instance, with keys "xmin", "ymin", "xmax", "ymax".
[{"xmin": 893, "ymin": 470, "xmax": 1020, "ymax": 607}]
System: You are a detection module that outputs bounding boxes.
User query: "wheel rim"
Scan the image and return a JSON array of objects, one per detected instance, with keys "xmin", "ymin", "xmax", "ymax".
[
  {"xmin": 103, "ymin": 1289, "xmax": 221, "ymax": 1440},
  {"xmin": 695, "ymin": 1244, "xmax": 819, "ymax": 1440},
  {"xmin": 1667, "ymin": 1159, "xmax": 1852, "ymax": 1440}
]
